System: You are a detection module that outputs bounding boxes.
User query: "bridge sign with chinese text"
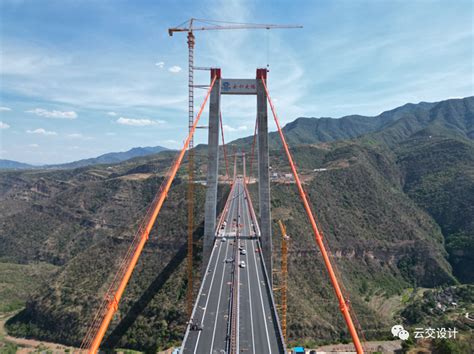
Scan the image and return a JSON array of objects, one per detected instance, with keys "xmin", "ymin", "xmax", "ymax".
[{"xmin": 221, "ymin": 79, "xmax": 257, "ymax": 95}]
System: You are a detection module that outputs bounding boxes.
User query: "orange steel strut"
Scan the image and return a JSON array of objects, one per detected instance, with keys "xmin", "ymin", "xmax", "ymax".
[
  {"xmin": 83, "ymin": 75, "xmax": 217, "ymax": 353},
  {"xmin": 260, "ymin": 77, "xmax": 364, "ymax": 354}
]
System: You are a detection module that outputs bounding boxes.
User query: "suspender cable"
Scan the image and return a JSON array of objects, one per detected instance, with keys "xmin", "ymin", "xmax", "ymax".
[
  {"xmin": 246, "ymin": 116, "xmax": 258, "ymax": 184},
  {"xmin": 260, "ymin": 77, "xmax": 364, "ymax": 354},
  {"xmin": 220, "ymin": 112, "xmax": 230, "ymax": 179},
  {"xmin": 81, "ymin": 75, "xmax": 217, "ymax": 354},
  {"xmin": 232, "ymin": 147, "xmax": 238, "ymax": 180}
]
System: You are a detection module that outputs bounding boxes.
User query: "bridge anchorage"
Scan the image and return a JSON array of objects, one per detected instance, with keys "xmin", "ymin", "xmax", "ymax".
[{"xmin": 81, "ymin": 68, "xmax": 365, "ymax": 354}]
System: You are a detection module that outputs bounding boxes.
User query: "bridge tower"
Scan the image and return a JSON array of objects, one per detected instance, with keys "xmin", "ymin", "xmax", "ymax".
[
  {"xmin": 203, "ymin": 68, "xmax": 273, "ymax": 280},
  {"xmin": 203, "ymin": 68, "xmax": 222, "ymax": 264},
  {"xmin": 256, "ymin": 68, "xmax": 272, "ymax": 281}
]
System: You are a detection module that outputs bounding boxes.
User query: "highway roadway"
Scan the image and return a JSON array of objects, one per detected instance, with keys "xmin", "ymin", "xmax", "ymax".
[{"xmin": 181, "ymin": 178, "xmax": 285, "ymax": 353}]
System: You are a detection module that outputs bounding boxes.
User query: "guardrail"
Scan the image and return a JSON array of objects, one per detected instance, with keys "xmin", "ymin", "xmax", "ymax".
[{"xmin": 228, "ymin": 182, "xmax": 241, "ymax": 353}]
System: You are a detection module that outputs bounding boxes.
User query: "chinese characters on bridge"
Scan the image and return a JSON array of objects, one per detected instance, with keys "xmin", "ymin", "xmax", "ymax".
[{"xmin": 221, "ymin": 79, "xmax": 257, "ymax": 95}]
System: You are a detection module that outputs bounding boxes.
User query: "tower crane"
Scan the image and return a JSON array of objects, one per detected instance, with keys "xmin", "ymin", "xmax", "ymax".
[
  {"xmin": 168, "ymin": 18, "xmax": 302, "ymax": 317},
  {"xmin": 168, "ymin": 19, "xmax": 302, "ymax": 144}
]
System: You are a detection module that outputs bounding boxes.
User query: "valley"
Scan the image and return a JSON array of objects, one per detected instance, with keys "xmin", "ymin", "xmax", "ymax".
[{"xmin": 0, "ymin": 97, "xmax": 473, "ymax": 352}]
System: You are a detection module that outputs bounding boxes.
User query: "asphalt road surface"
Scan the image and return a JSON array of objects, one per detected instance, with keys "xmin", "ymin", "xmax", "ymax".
[{"xmin": 181, "ymin": 178, "xmax": 284, "ymax": 353}]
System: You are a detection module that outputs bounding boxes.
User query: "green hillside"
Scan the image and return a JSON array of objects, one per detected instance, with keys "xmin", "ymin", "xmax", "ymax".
[
  {"xmin": 231, "ymin": 96, "xmax": 472, "ymax": 149},
  {"xmin": 0, "ymin": 97, "xmax": 473, "ymax": 351},
  {"xmin": 396, "ymin": 137, "xmax": 474, "ymax": 283}
]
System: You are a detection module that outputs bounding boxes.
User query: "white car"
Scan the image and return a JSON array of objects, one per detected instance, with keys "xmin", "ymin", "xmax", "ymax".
[
  {"xmin": 240, "ymin": 249, "xmax": 247, "ymax": 255},
  {"xmin": 239, "ymin": 261, "xmax": 246, "ymax": 268},
  {"xmin": 221, "ymin": 237, "xmax": 226, "ymax": 242}
]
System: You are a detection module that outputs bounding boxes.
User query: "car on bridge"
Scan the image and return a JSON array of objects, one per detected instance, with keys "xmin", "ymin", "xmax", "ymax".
[
  {"xmin": 189, "ymin": 321, "xmax": 203, "ymax": 331},
  {"xmin": 239, "ymin": 261, "xmax": 246, "ymax": 268}
]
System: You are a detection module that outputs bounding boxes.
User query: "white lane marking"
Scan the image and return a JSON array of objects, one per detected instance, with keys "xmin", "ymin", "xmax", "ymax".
[
  {"xmin": 236, "ymin": 181, "xmax": 242, "ymax": 354},
  {"xmin": 250, "ymin": 238, "xmax": 272, "ymax": 353},
  {"xmin": 209, "ymin": 185, "xmax": 238, "ymax": 352},
  {"xmin": 242, "ymin": 194, "xmax": 256, "ymax": 354},
  {"xmin": 192, "ymin": 241, "xmax": 225, "ymax": 354},
  {"xmin": 193, "ymin": 187, "xmax": 237, "ymax": 353},
  {"xmin": 209, "ymin": 240, "xmax": 231, "ymax": 352}
]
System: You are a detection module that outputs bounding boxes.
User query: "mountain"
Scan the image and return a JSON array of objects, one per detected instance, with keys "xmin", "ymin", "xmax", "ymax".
[
  {"xmin": 396, "ymin": 136, "xmax": 474, "ymax": 283},
  {"xmin": 1, "ymin": 97, "xmax": 473, "ymax": 351},
  {"xmin": 0, "ymin": 159, "xmax": 35, "ymax": 170},
  {"xmin": 46, "ymin": 146, "xmax": 170, "ymax": 169},
  {"xmin": 231, "ymin": 97, "xmax": 472, "ymax": 149},
  {"xmin": 0, "ymin": 146, "xmax": 170, "ymax": 171}
]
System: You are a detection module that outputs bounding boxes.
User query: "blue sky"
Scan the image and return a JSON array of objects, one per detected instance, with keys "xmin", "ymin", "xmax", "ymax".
[{"xmin": 0, "ymin": 0, "xmax": 472, "ymax": 164}]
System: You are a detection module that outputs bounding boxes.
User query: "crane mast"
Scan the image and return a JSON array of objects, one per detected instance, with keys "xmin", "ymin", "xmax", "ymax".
[
  {"xmin": 185, "ymin": 29, "xmax": 195, "ymax": 318},
  {"xmin": 278, "ymin": 220, "xmax": 289, "ymax": 343}
]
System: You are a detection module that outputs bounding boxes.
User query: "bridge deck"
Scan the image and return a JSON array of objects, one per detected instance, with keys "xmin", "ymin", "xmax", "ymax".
[{"xmin": 181, "ymin": 178, "xmax": 284, "ymax": 353}]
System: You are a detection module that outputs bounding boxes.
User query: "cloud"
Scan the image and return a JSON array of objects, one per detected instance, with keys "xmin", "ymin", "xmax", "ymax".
[
  {"xmin": 0, "ymin": 106, "xmax": 12, "ymax": 112},
  {"xmin": 107, "ymin": 111, "xmax": 117, "ymax": 116},
  {"xmin": 26, "ymin": 128, "xmax": 57, "ymax": 135},
  {"xmin": 168, "ymin": 65, "xmax": 182, "ymax": 73},
  {"xmin": 155, "ymin": 61, "xmax": 165, "ymax": 68},
  {"xmin": 26, "ymin": 108, "xmax": 77, "ymax": 119},
  {"xmin": 28, "ymin": 143, "xmax": 39, "ymax": 148},
  {"xmin": 105, "ymin": 132, "xmax": 116, "ymax": 136},
  {"xmin": 116, "ymin": 117, "xmax": 164, "ymax": 126},
  {"xmin": 223, "ymin": 124, "xmax": 248, "ymax": 132},
  {"xmin": 66, "ymin": 133, "xmax": 92, "ymax": 140},
  {"xmin": 0, "ymin": 121, "xmax": 10, "ymax": 129},
  {"xmin": 1, "ymin": 42, "xmax": 188, "ymax": 110},
  {"xmin": 67, "ymin": 133, "xmax": 83, "ymax": 138}
]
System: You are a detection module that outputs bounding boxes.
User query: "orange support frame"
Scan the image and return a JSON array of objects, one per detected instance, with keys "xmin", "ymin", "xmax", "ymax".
[
  {"xmin": 82, "ymin": 75, "xmax": 218, "ymax": 353},
  {"xmin": 260, "ymin": 77, "xmax": 364, "ymax": 354}
]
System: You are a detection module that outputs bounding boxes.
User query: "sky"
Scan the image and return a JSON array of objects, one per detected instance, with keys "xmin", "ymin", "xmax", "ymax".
[{"xmin": 0, "ymin": 0, "xmax": 472, "ymax": 164}]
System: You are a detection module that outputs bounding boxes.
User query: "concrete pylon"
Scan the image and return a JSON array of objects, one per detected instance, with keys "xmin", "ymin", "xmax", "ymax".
[
  {"xmin": 203, "ymin": 69, "xmax": 221, "ymax": 269},
  {"xmin": 256, "ymin": 68, "xmax": 273, "ymax": 284}
]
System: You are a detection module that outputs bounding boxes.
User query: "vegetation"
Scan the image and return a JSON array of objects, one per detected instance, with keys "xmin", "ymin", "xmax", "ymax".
[
  {"xmin": 0, "ymin": 262, "xmax": 59, "ymax": 312},
  {"xmin": 0, "ymin": 96, "xmax": 472, "ymax": 350}
]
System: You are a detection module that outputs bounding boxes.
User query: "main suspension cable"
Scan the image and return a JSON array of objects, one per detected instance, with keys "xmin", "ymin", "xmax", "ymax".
[
  {"xmin": 260, "ymin": 76, "xmax": 364, "ymax": 354},
  {"xmin": 81, "ymin": 75, "xmax": 217, "ymax": 354}
]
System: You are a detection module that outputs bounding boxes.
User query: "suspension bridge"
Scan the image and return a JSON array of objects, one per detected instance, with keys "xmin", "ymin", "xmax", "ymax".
[{"xmin": 78, "ymin": 66, "xmax": 365, "ymax": 353}]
